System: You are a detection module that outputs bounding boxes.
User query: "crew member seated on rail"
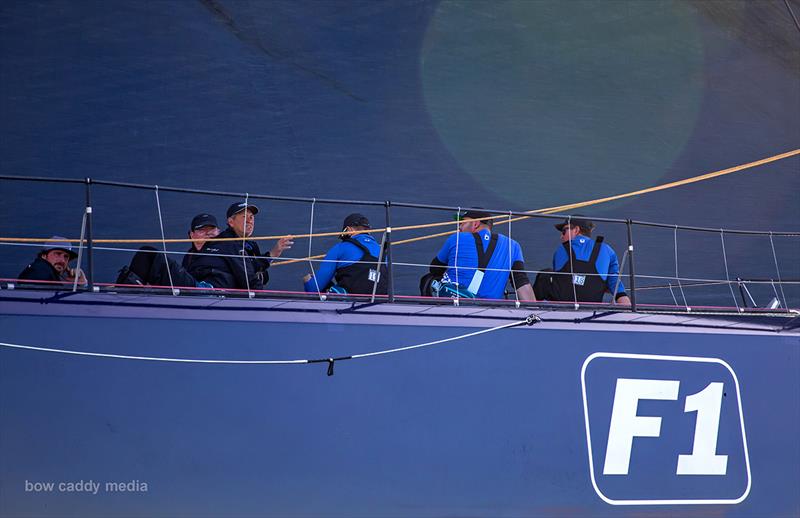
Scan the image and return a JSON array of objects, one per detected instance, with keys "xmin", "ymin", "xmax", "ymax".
[
  {"xmin": 115, "ymin": 213, "xmax": 218, "ymax": 288},
  {"xmin": 533, "ymin": 216, "xmax": 631, "ymax": 305},
  {"xmin": 421, "ymin": 209, "xmax": 536, "ymax": 301},
  {"xmin": 302, "ymin": 213, "xmax": 387, "ymax": 295},
  {"xmin": 18, "ymin": 236, "xmax": 87, "ymax": 286},
  {"xmin": 182, "ymin": 213, "xmax": 220, "ymax": 271},
  {"xmin": 189, "ymin": 201, "xmax": 293, "ymax": 291}
]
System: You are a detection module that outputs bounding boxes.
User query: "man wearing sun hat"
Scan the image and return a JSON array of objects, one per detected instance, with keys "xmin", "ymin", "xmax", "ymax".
[
  {"xmin": 18, "ymin": 236, "xmax": 86, "ymax": 285},
  {"xmin": 190, "ymin": 201, "xmax": 294, "ymax": 291}
]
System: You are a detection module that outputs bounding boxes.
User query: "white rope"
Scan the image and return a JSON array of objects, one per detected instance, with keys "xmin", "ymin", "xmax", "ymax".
[
  {"xmin": 0, "ymin": 317, "xmax": 530, "ymax": 365},
  {"xmin": 719, "ymin": 229, "xmax": 740, "ymax": 311},
  {"xmin": 351, "ymin": 318, "xmax": 529, "ymax": 358},
  {"xmin": 241, "ymin": 193, "xmax": 251, "ymax": 295},
  {"xmin": 72, "ymin": 210, "xmax": 87, "ymax": 293},
  {"xmin": 674, "ymin": 226, "xmax": 689, "ymax": 309},
  {"xmin": 153, "ymin": 186, "xmax": 176, "ymax": 295},
  {"xmin": 768, "ymin": 232, "xmax": 789, "ymax": 310},
  {"xmin": 307, "ymin": 198, "xmax": 322, "ymax": 297},
  {"xmin": 0, "ymin": 341, "xmax": 306, "ymax": 364}
]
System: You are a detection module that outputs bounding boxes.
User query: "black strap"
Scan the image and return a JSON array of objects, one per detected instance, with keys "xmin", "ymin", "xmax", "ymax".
[
  {"xmin": 472, "ymin": 233, "xmax": 499, "ymax": 271},
  {"xmin": 342, "ymin": 237, "xmax": 375, "ymax": 260},
  {"xmin": 588, "ymin": 236, "xmax": 604, "ymax": 265}
]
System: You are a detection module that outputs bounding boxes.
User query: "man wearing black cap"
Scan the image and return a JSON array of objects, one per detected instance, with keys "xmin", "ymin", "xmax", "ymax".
[
  {"xmin": 302, "ymin": 213, "xmax": 387, "ymax": 295},
  {"xmin": 547, "ymin": 216, "xmax": 631, "ymax": 305},
  {"xmin": 190, "ymin": 201, "xmax": 293, "ymax": 291},
  {"xmin": 18, "ymin": 236, "xmax": 86, "ymax": 285},
  {"xmin": 425, "ymin": 209, "xmax": 536, "ymax": 301},
  {"xmin": 182, "ymin": 213, "xmax": 219, "ymax": 271},
  {"xmin": 116, "ymin": 213, "xmax": 217, "ymax": 288}
]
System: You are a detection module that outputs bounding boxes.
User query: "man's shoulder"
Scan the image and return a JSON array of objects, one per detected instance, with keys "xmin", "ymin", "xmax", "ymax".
[
  {"xmin": 209, "ymin": 228, "xmax": 241, "ymax": 252},
  {"xmin": 19, "ymin": 257, "xmax": 58, "ymax": 280},
  {"xmin": 598, "ymin": 240, "xmax": 617, "ymax": 255}
]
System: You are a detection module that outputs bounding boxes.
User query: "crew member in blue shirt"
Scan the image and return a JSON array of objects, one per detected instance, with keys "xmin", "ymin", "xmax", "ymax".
[
  {"xmin": 303, "ymin": 213, "xmax": 387, "ymax": 295},
  {"xmin": 428, "ymin": 209, "xmax": 536, "ymax": 301},
  {"xmin": 551, "ymin": 216, "xmax": 631, "ymax": 305}
]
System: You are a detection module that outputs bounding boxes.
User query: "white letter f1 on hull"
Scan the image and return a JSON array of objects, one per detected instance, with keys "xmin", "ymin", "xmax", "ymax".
[{"xmin": 603, "ymin": 378, "xmax": 680, "ymax": 475}]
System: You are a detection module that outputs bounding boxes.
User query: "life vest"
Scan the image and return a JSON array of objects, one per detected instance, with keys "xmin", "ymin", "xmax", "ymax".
[
  {"xmin": 551, "ymin": 236, "xmax": 607, "ymax": 302},
  {"xmin": 334, "ymin": 237, "xmax": 388, "ymax": 295},
  {"xmin": 438, "ymin": 232, "xmax": 500, "ymax": 298}
]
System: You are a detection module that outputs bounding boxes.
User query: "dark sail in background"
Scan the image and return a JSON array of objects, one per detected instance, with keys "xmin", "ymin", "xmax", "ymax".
[{"xmin": 1, "ymin": 0, "xmax": 798, "ymax": 304}]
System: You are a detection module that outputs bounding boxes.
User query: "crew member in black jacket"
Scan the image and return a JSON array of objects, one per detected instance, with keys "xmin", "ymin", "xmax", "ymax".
[
  {"xmin": 19, "ymin": 236, "xmax": 86, "ymax": 286},
  {"xmin": 190, "ymin": 201, "xmax": 293, "ymax": 290}
]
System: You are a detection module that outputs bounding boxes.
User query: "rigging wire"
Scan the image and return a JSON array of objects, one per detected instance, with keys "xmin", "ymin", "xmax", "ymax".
[
  {"xmin": 154, "ymin": 186, "xmax": 176, "ymax": 295},
  {"xmin": 719, "ymin": 229, "xmax": 741, "ymax": 312},
  {"xmin": 769, "ymin": 232, "xmax": 790, "ymax": 309}
]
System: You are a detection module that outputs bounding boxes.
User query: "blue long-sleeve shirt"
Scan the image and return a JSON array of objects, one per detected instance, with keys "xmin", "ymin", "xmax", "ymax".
[
  {"xmin": 304, "ymin": 234, "xmax": 382, "ymax": 292},
  {"xmin": 434, "ymin": 229, "xmax": 527, "ymax": 299},
  {"xmin": 553, "ymin": 235, "xmax": 626, "ymax": 296}
]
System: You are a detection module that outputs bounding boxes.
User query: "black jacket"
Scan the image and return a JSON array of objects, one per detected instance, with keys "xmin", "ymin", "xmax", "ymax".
[
  {"xmin": 18, "ymin": 256, "xmax": 62, "ymax": 283},
  {"xmin": 187, "ymin": 227, "xmax": 270, "ymax": 290}
]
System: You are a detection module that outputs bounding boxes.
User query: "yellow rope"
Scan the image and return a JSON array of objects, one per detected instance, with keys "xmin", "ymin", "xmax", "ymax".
[{"xmin": 1, "ymin": 148, "xmax": 797, "ymax": 248}]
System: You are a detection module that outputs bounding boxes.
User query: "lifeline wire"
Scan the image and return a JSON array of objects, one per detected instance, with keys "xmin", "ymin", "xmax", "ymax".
[
  {"xmin": 0, "ymin": 315, "xmax": 539, "ymax": 371},
  {"xmin": 154, "ymin": 186, "xmax": 176, "ymax": 295},
  {"xmin": 5, "ymin": 238, "xmax": 795, "ymax": 293},
  {"xmin": 3, "ymin": 148, "xmax": 798, "ymax": 247}
]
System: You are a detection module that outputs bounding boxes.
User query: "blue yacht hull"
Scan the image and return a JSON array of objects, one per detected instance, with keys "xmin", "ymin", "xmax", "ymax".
[{"xmin": 1, "ymin": 291, "xmax": 798, "ymax": 517}]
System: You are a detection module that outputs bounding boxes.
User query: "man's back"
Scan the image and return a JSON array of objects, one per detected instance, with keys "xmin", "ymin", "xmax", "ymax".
[
  {"xmin": 551, "ymin": 234, "xmax": 625, "ymax": 302},
  {"xmin": 435, "ymin": 229, "xmax": 525, "ymax": 299}
]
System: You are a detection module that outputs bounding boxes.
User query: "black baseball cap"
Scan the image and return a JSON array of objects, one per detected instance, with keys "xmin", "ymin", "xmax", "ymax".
[
  {"xmin": 554, "ymin": 216, "xmax": 595, "ymax": 232},
  {"xmin": 190, "ymin": 213, "xmax": 218, "ymax": 231},
  {"xmin": 342, "ymin": 213, "xmax": 371, "ymax": 229},
  {"xmin": 454, "ymin": 208, "xmax": 492, "ymax": 222},
  {"xmin": 226, "ymin": 202, "xmax": 259, "ymax": 219}
]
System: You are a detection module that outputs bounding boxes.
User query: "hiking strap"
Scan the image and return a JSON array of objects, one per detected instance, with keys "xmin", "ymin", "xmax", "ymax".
[
  {"xmin": 473, "ymin": 233, "xmax": 499, "ymax": 271},
  {"xmin": 342, "ymin": 237, "xmax": 376, "ymax": 260},
  {"xmin": 588, "ymin": 236, "xmax": 605, "ymax": 265}
]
